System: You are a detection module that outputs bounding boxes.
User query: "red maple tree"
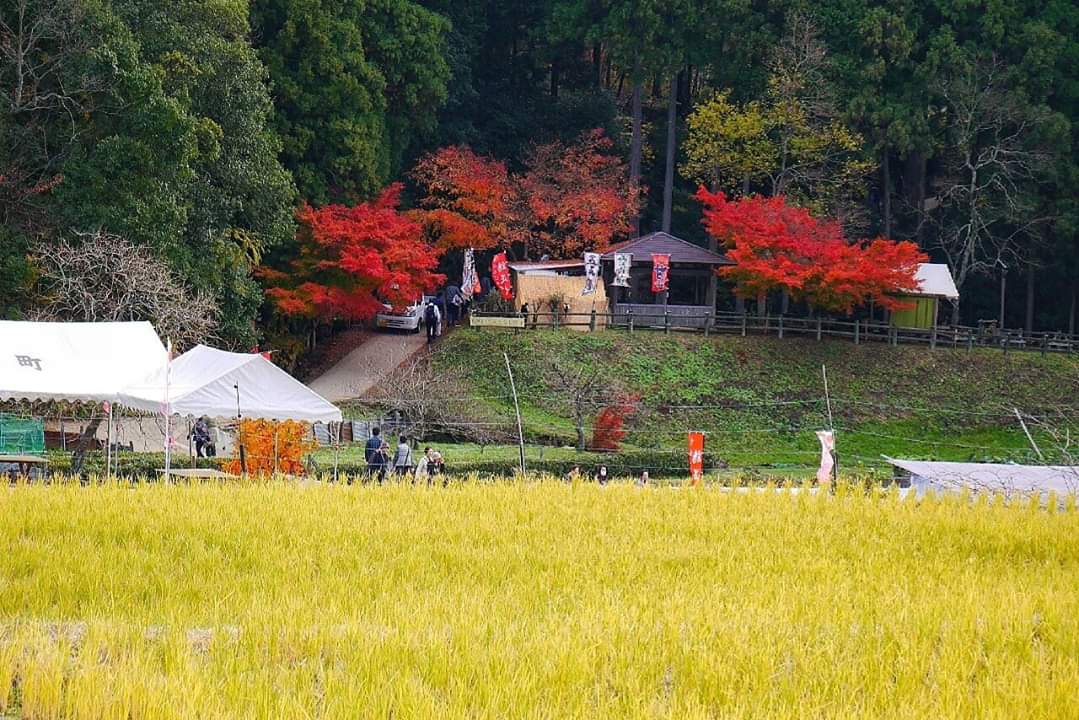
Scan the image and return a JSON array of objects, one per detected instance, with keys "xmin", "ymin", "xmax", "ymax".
[
  {"xmin": 520, "ymin": 129, "xmax": 640, "ymax": 259},
  {"xmin": 591, "ymin": 394, "xmax": 639, "ymax": 451},
  {"xmin": 411, "ymin": 130, "xmax": 638, "ymax": 259},
  {"xmin": 261, "ymin": 183, "xmax": 444, "ymax": 321},
  {"xmin": 696, "ymin": 188, "xmax": 926, "ymax": 313}
]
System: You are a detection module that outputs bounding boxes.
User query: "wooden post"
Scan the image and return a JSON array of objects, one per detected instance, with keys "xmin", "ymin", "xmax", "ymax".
[
  {"xmin": 704, "ymin": 311, "xmax": 712, "ymax": 337},
  {"xmin": 589, "ymin": 309, "xmax": 597, "ymax": 332},
  {"xmin": 967, "ymin": 332, "xmax": 973, "ymax": 353},
  {"xmin": 1041, "ymin": 333, "xmax": 1048, "ymax": 357},
  {"xmin": 664, "ymin": 309, "xmax": 671, "ymax": 335},
  {"xmin": 628, "ymin": 308, "xmax": 634, "ymax": 335},
  {"xmin": 778, "ymin": 314, "xmax": 784, "ymax": 339},
  {"xmin": 740, "ymin": 312, "xmax": 747, "ymax": 337},
  {"xmin": 930, "ymin": 323, "xmax": 937, "ymax": 350},
  {"xmin": 816, "ymin": 316, "xmax": 822, "ymax": 342},
  {"xmin": 854, "ymin": 319, "xmax": 860, "ymax": 345}
]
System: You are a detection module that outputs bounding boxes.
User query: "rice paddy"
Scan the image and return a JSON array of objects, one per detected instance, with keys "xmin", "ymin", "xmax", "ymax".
[{"xmin": 1, "ymin": 477, "xmax": 1077, "ymax": 718}]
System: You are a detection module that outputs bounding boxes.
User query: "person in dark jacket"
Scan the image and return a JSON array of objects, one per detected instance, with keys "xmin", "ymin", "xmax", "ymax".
[{"xmin": 365, "ymin": 427, "xmax": 388, "ymax": 483}]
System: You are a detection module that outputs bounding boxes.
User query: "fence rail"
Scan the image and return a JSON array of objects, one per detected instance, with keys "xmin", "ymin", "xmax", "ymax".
[{"xmin": 474, "ymin": 308, "xmax": 1079, "ymax": 355}]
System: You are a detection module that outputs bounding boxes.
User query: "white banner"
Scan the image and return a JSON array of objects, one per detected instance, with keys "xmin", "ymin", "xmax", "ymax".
[
  {"xmin": 612, "ymin": 253, "xmax": 631, "ymax": 287},
  {"xmin": 462, "ymin": 248, "xmax": 477, "ymax": 301},
  {"xmin": 816, "ymin": 430, "xmax": 835, "ymax": 484},
  {"xmin": 582, "ymin": 252, "xmax": 601, "ymax": 296}
]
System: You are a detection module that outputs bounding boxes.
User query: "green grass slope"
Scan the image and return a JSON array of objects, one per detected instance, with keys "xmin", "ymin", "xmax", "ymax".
[{"xmin": 430, "ymin": 329, "xmax": 1079, "ymax": 472}]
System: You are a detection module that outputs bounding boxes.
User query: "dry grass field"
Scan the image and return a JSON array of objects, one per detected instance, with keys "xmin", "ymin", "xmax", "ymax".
[{"xmin": 1, "ymin": 478, "xmax": 1077, "ymax": 718}]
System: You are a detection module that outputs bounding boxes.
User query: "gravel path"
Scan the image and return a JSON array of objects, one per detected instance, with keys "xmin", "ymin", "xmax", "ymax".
[{"xmin": 307, "ymin": 331, "xmax": 428, "ymax": 402}]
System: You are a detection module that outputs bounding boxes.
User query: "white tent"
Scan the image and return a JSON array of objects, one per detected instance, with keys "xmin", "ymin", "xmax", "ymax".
[
  {"xmin": 885, "ymin": 458, "xmax": 1079, "ymax": 496},
  {"xmin": 0, "ymin": 321, "xmax": 167, "ymax": 403},
  {"xmin": 119, "ymin": 344, "xmax": 342, "ymax": 423}
]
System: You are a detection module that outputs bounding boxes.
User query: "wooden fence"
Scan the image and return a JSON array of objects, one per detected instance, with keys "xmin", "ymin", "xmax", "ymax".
[{"xmin": 473, "ymin": 308, "xmax": 1079, "ymax": 355}]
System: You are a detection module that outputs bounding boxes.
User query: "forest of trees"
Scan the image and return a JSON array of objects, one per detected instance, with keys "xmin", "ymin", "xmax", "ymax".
[{"xmin": 3, "ymin": 0, "xmax": 1077, "ymax": 350}]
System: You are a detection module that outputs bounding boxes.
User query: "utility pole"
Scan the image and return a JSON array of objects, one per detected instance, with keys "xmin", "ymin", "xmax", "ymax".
[
  {"xmin": 504, "ymin": 353, "xmax": 526, "ymax": 476},
  {"xmin": 822, "ymin": 364, "xmax": 837, "ymax": 481}
]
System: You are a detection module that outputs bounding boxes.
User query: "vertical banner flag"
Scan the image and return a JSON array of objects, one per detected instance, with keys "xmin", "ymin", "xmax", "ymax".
[
  {"xmin": 816, "ymin": 430, "xmax": 835, "ymax": 484},
  {"xmin": 612, "ymin": 253, "xmax": 632, "ymax": 287},
  {"xmin": 163, "ymin": 338, "xmax": 173, "ymax": 478},
  {"xmin": 491, "ymin": 251, "xmax": 514, "ymax": 300},
  {"xmin": 582, "ymin": 252, "xmax": 601, "ymax": 296},
  {"xmin": 688, "ymin": 431, "xmax": 704, "ymax": 485},
  {"xmin": 651, "ymin": 253, "xmax": 670, "ymax": 293},
  {"xmin": 462, "ymin": 248, "xmax": 478, "ymax": 300}
]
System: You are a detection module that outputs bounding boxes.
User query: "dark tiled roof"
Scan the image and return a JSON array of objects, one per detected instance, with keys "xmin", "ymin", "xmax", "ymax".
[{"xmin": 601, "ymin": 232, "xmax": 732, "ymax": 265}]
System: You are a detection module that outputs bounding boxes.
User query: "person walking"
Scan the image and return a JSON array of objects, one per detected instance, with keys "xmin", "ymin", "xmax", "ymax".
[
  {"xmin": 414, "ymin": 447, "xmax": 433, "ymax": 483},
  {"xmin": 392, "ymin": 436, "xmax": 413, "ymax": 477},
  {"xmin": 424, "ymin": 302, "xmax": 441, "ymax": 345},
  {"xmin": 365, "ymin": 427, "xmax": 388, "ymax": 483},
  {"xmin": 191, "ymin": 417, "xmax": 212, "ymax": 458}
]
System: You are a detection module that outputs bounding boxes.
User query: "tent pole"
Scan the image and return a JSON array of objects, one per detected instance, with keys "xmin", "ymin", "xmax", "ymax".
[
  {"xmin": 333, "ymin": 421, "xmax": 341, "ymax": 483},
  {"xmin": 105, "ymin": 403, "xmax": 112, "ymax": 478}
]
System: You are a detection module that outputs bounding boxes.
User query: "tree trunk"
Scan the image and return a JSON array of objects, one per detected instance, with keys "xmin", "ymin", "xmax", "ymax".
[
  {"xmin": 1069, "ymin": 283, "xmax": 1076, "ymax": 336},
  {"xmin": 904, "ymin": 152, "xmax": 927, "ymax": 244},
  {"xmin": 1024, "ymin": 265, "xmax": 1035, "ymax": 334},
  {"xmin": 575, "ymin": 408, "xmax": 586, "ymax": 452},
  {"xmin": 629, "ymin": 79, "xmax": 643, "ymax": 237},
  {"xmin": 71, "ymin": 417, "xmax": 103, "ymax": 475},
  {"xmin": 881, "ymin": 150, "xmax": 892, "ymax": 237},
  {"xmin": 661, "ymin": 72, "xmax": 679, "ymax": 233},
  {"xmin": 592, "ymin": 43, "xmax": 602, "ymax": 89},
  {"xmin": 950, "ymin": 300, "xmax": 961, "ymax": 327},
  {"xmin": 550, "ymin": 57, "xmax": 560, "ymax": 99},
  {"xmin": 742, "ymin": 173, "xmax": 751, "ymax": 195}
]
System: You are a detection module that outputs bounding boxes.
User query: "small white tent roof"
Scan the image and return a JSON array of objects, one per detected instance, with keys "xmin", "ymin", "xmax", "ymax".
[
  {"xmin": 0, "ymin": 321, "xmax": 167, "ymax": 403},
  {"xmin": 119, "ymin": 344, "xmax": 342, "ymax": 423},
  {"xmin": 886, "ymin": 458, "xmax": 1078, "ymax": 495},
  {"xmin": 908, "ymin": 264, "xmax": 959, "ymax": 300}
]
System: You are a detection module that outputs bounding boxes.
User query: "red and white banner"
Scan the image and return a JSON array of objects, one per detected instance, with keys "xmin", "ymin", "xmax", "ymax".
[
  {"xmin": 688, "ymin": 431, "xmax": 704, "ymax": 485},
  {"xmin": 491, "ymin": 251, "xmax": 513, "ymax": 300},
  {"xmin": 816, "ymin": 430, "xmax": 835, "ymax": 483},
  {"xmin": 651, "ymin": 253, "xmax": 670, "ymax": 293}
]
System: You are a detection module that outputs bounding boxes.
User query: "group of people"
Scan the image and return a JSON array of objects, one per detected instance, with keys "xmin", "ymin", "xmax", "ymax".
[
  {"xmin": 363, "ymin": 427, "xmax": 444, "ymax": 482},
  {"xmin": 561, "ymin": 465, "xmax": 650, "ymax": 486}
]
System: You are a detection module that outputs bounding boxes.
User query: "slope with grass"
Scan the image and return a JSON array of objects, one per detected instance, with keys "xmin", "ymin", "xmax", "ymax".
[{"xmin": 422, "ymin": 329, "xmax": 1079, "ymax": 472}]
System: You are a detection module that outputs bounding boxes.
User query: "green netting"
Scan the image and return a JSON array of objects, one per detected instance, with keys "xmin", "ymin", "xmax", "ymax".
[{"xmin": 0, "ymin": 415, "xmax": 45, "ymax": 454}]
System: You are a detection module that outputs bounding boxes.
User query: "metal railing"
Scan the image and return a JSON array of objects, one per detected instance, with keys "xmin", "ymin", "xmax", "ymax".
[{"xmin": 472, "ymin": 308, "xmax": 1079, "ymax": 354}]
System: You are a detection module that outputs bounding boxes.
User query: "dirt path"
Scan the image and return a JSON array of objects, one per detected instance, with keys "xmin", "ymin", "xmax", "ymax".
[{"xmin": 307, "ymin": 331, "xmax": 428, "ymax": 403}]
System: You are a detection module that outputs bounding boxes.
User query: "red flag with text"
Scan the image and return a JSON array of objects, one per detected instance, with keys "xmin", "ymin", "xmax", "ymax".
[
  {"xmin": 491, "ymin": 251, "xmax": 513, "ymax": 300},
  {"xmin": 651, "ymin": 253, "xmax": 670, "ymax": 293},
  {"xmin": 688, "ymin": 431, "xmax": 704, "ymax": 485}
]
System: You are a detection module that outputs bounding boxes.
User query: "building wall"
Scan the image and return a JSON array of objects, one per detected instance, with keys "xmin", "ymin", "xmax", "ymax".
[
  {"xmin": 891, "ymin": 296, "xmax": 938, "ymax": 329},
  {"xmin": 514, "ymin": 273, "xmax": 608, "ymax": 330}
]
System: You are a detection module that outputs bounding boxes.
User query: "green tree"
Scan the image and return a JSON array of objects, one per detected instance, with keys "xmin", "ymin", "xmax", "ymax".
[{"xmin": 252, "ymin": 0, "xmax": 449, "ymax": 205}]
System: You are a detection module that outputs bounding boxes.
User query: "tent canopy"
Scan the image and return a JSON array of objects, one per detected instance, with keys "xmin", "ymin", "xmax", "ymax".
[
  {"xmin": 886, "ymin": 458, "xmax": 1078, "ymax": 495},
  {"xmin": 120, "ymin": 345, "xmax": 342, "ymax": 423},
  {"xmin": 0, "ymin": 321, "xmax": 166, "ymax": 403}
]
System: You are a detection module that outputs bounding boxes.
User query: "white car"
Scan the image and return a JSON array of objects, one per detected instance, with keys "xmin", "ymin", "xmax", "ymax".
[{"xmin": 376, "ymin": 296, "xmax": 435, "ymax": 333}]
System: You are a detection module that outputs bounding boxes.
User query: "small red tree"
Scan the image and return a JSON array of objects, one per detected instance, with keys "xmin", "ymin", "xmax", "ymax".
[
  {"xmin": 696, "ymin": 188, "xmax": 925, "ymax": 313},
  {"xmin": 261, "ymin": 184, "xmax": 444, "ymax": 321},
  {"xmin": 591, "ymin": 395, "xmax": 638, "ymax": 451}
]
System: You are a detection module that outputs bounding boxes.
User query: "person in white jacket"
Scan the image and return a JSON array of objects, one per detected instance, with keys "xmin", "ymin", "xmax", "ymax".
[{"xmin": 414, "ymin": 447, "xmax": 433, "ymax": 483}]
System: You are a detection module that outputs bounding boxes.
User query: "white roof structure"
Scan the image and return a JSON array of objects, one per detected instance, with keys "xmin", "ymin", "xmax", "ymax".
[
  {"xmin": 908, "ymin": 263, "xmax": 960, "ymax": 300},
  {"xmin": 886, "ymin": 458, "xmax": 1079, "ymax": 496},
  {"xmin": 0, "ymin": 321, "xmax": 167, "ymax": 403},
  {"xmin": 119, "ymin": 344, "xmax": 342, "ymax": 423}
]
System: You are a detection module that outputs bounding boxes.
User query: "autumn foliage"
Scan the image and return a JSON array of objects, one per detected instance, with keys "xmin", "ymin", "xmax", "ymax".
[
  {"xmin": 696, "ymin": 188, "xmax": 926, "ymax": 313},
  {"xmin": 412, "ymin": 130, "xmax": 639, "ymax": 259},
  {"xmin": 225, "ymin": 419, "xmax": 316, "ymax": 476},
  {"xmin": 261, "ymin": 184, "xmax": 444, "ymax": 320},
  {"xmin": 591, "ymin": 395, "xmax": 638, "ymax": 452}
]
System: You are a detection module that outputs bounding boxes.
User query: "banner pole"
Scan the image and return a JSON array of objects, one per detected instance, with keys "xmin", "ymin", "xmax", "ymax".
[
  {"xmin": 503, "ymin": 352, "xmax": 526, "ymax": 476},
  {"xmin": 163, "ymin": 338, "xmax": 172, "ymax": 481}
]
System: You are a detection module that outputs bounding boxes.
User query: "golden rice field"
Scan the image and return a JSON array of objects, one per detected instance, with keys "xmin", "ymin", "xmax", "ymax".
[{"xmin": 1, "ymin": 478, "xmax": 1078, "ymax": 719}]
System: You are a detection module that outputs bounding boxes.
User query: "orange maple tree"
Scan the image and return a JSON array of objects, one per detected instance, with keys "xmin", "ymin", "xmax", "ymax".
[
  {"xmin": 225, "ymin": 419, "xmax": 316, "ymax": 476},
  {"xmin": 411, "ymin": 130, "xmax": 638, "ymax": 259},
  {"xmin": 261, "ymin": 183, "xmax": 445, "ymax": 320},
  {"xmin": 696, "ymin": 188, "xmax": 926, "ymax": 313}
]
